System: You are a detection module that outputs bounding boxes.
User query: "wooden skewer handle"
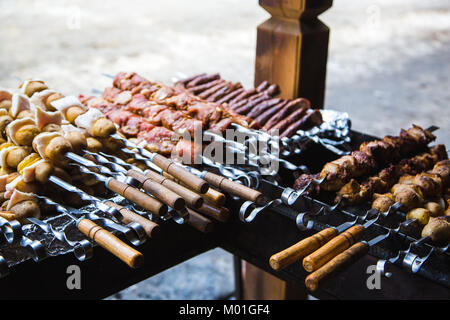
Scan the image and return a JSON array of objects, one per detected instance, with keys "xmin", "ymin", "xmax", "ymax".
[
  {"xmin": 202, "ymin": 172, "xmax": 263, "ymax": 204},
  {"xmin": 195, "ymin": 202, "xmax": 230, "ymax": 222},
  {"xmin": 269, "ymin": 228, "xmax": 338, "ymax": 271},
  {"xmin": 162, "ymin": 172, "xmax": 225, "ymax": 207},
  {"xmin": 144, "ymin": 169, "xmax": 203, "ymax": 209},
  {"xmin": 186, "ymin": 208, "xmax": 214, "ymax": 233},
  {"xmin": 305, "ymin": 242, "xmax": 369, "ymax": 291},
  {"xmin": 107, "ymin": 178, "xmax": 167, "ymax": 216},
  {"xmin": 201, "ymin": 187, "xmax": 226, "ymax": 207},
  {"xmin": 151, "ymin": 154, "xmax": 209, "ymax": 194},
  {"xmin": 303, "ymin": 225, "xmax": 364, "ymax": 272},
  {"xmin": 127, "ymin": 170, "xmax": 185, "ymax": 210},
  {"xmin": 104, "ymin": 201, "xmax": 160, "ymax": 238},
  {"xmin": 77, "ymin": 218, "xmax": 144, "ymax": 268}
]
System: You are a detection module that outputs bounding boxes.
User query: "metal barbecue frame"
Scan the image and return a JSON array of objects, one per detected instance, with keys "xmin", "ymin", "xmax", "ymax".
[{"xmin": 0, "ymin": 130, "xmax": 448, "ymax": 299}]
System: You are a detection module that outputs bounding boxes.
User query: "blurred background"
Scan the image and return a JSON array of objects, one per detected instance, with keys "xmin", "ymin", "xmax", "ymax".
[{"xmin": 1, "ymin": 0, "xmax": 449, "ymax": 299}]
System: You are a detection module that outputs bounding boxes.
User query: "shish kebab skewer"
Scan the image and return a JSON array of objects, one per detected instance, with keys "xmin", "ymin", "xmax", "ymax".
[
  {"xmin": 305, "ymin": 230, "xmax": 392, "ymax": 291},
  {"xmin": 27, "ymin": 194, "xmax": 153, "ymax": 261},
  {"xmin": 78, "ymin": 150, "xmax": 230, "ymax": 222},
  {"xmin": 89, "ymin": 80, "xmax": 307, "ymax": 175},
  {"xmin": 79, "ymin": 101, "xmax": 264, "ymax": 203},
  {"xmin": 87, "ymin": 150, "xmax": 230, "ymax": 222},
  {"xmin": 88, "ymin": 74, "xmax": 305, "ymax": 176},
  {"xmin": 336, "ymin": 144, "xmax": 447, "ymax": 207},
  {"xmin": 294, "ymin": 124, "xmax": 437, "ymax": 194},
  {"xmin": 251, "ymin": 127, "xmax": 444, "ymax": 272},
  {"xmin": 17, "ymin": 85, "xmax": 229, "ymax": 222},
  {"xmin": 1, "ymin": 85, "xmax": 225, "ymax": 229},
  {"xmin": 239, "ymin": 125, "xmax": 441, "ymax": 227},
  {"xmin": 299, "ymin": 162, "xmax": 450, "ymax": 274},
  {"xmin": 90, "ymin": 151, "xmax": 206, "ymax": 209},
  {"xmin": 95, "ymin": 112, "xmax": 264, "ymax": 202},
  {"xmin": 27, "ymin": 85, "xmax": 244, "ymax": 210},
  {"xmin": 78, "ymin": 89, "xmax": 264, "ymax": 203},
  {"xmin": 32, "ymin": 193, "xmax": 144, "ymax": 268},
  {"xmin": 305, "ymin": 216, "xmax": 450, "ymax": 291}
]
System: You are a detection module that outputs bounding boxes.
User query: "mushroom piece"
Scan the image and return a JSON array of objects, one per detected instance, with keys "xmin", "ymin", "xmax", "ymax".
[
  {"xmin": 406, "ymin": 208, "xmax": 430, "ymax": 226},
  {"xmin": 0, "ymin": 115, "xmax": 13, "ymax": 137},
  {"xmin": 91, "ymin": 118, "xmax": 117, "ymax": 138},
  {"xmin": 421, "ymin": 216, "xmax": 450, "ymax": 244},
  {"xmin": 44, "ymin": 136, "xmax": 73, "ymax": 167},
  {"xmin": 5, "ymin": 146, "xmax": 29, "ymax": 169},
  {"xmin": 100, "ymin": 136, "xmax": 124, "ymax": 152},
  {"xmin": 0, "ymin": 100, "xmax": 11, "ymax": 110},
  {"xmin": 65, "ymin": 106, "xmax": 86, "ymax": 123},
  {"xmin": 432, "ymin": 160, "xmax": 450, "ymax": 186},
  {"xmin": 21, "ymin": 80, "xmax": 48, "ymax": 97},
  {"xmin": 10, "ymin": 200, "xmax": 41, "ymax": 224},
  {"xmin": 372, "ymin": 193, "xmax": 395, "ymax": 213},
  {"xmin": 45, "ymin": 93, "xmax": 65, "ymax": 110},
  {"xmin": 424, "ymin": 202, "xmax": 445, "ymax": 217},
  {"xmin": 86, "ymin": 137, "xmax": 103, "ymax": 153},
  {"xmin": 64, "ymin": 131, "xmax": 87, "ymax": 152},
  {"xmin": 392, "ymin": 184, "xmax": 424, "ymax": 209},
  {"xmin": 34, "ymin": 161, "xmax": 53, "ymax": 183}
]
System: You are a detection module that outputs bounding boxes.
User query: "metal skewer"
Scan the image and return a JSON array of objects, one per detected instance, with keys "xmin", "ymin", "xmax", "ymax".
[
  {"xmin": 98, "ymin": 151, "xmax": 206, "ymax": 210},
  {"xmin": 0, "ymin": 255, "xmax": 8, "ymax": 278},
  {"xmin": 111, "ymin": 133, "xmax": 210, "ymax": 194},
  {"xmin": 48, "ymin": 175, "xmax": 122, "ymax": 221},
  {"xmin": 32, "ymin": 195, "xmax": 143, "ymax": 268},
  {"xmin": 27, "ymin": 216, "xmax": 93, "ymax": 262},
  {"xmin": 35, "ymin": 195, "xmax": 146, "ymax": 247},
  {"xmin": 0, "ymin": 217, "xmax": 22, "ymax": 244}
]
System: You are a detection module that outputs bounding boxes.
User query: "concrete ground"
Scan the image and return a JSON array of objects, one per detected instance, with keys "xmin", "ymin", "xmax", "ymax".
[{"xmin": 1, "ymin": 0, "xmax": 449, "ymax": 299}]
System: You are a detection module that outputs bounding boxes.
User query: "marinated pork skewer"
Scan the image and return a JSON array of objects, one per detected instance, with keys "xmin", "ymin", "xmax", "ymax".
[
  {"xmin": 175, "ymin": 73, "xmax": 327, "ymax": 139},
  {"xmin": 294, "ymin": 125, "xmax": 436, "ymax": 193},
  {"xmin": 337, "ymin": 145, "xmax": 447, "ymax": 206}
]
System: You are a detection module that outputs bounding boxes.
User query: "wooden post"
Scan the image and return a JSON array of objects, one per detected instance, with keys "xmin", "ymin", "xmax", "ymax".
[
  {"xmin": 255, "ymin": 0, "xmax": 332, "ymax": 107},
  {"xmin": 239, "ymin": 0, "xmax": 333, "ymax": 300}
]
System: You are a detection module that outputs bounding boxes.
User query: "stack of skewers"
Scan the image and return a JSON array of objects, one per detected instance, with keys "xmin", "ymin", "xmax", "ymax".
[
  {"xmin": 269, "ymin": 125, "xmax": 449, "ymax": 291},
  {"xmin": 174, "ymin": 73, "xmax": 324, "ymax": 138},
  {"xmin": 80, "ymin": 72, "xmax": 337, "ymax": 172},
  {"xmin": 0, "ymin": 78, "xmax": 263, "ymax": 274}
]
